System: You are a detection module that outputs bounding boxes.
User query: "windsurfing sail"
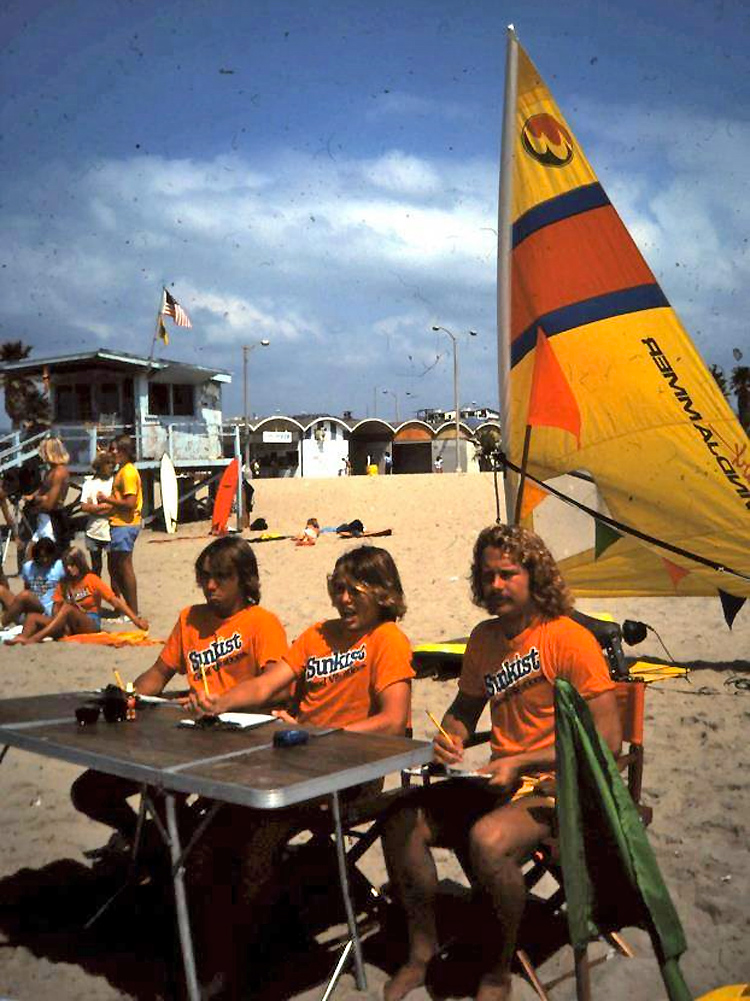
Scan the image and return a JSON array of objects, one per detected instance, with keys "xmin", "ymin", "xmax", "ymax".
[{"xmin": 496, "ymin": 28, "xmax": 750, "ymax": 605}]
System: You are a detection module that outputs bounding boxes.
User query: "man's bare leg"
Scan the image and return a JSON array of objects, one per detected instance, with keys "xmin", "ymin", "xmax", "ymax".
[
  {"xmin": 468, "ymin": 797, "xmax": 553, "ymax": 1001},
  {"xmin": 382, "ymin": 806, "xmax": 440, "ymax": 1001},
  {"xmin": 1, "ymin": 590, "xmax": 44, "ymax": 627},
  {"xmin": 110, "ymin": 552, "xmax": 138, "ymax": 613}
]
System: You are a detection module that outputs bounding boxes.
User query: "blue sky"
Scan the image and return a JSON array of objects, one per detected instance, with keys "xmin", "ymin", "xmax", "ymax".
[{"xmin": 1, "ymin": 0, "xmax": 748, "ymax": 421}]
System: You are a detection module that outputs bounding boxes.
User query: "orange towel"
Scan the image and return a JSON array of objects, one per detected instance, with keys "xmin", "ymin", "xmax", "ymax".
[{"xmin": 60, "ymin": 630, "xmax": 163, "ymax": 647}]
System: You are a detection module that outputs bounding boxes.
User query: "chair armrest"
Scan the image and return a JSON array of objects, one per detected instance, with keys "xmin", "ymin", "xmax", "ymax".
[{"xmin": 464, "ymin": 729, "xmax": 492, "ymax": 749}]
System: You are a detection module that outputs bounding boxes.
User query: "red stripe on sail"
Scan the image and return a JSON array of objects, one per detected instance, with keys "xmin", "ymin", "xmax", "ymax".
[{"xmin": 511, "ymin": 205, "xmax": 656, "ymax": 342}]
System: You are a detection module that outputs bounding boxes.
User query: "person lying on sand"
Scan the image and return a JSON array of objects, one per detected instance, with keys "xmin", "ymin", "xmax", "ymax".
[
  {"xmin": 294, "ymin": 516, "xmax": 320, "ymax": 546},
  {"xmin": 0, "ymin": 537, "xmax": 64, "ymax": 627},
  {"xmin": 183, "ymin": 544, "xmax": 414, "ymax": 997},
  {"xmin": 6, "ymin": 546, "xmax": 147, "ymax": 644},
  {"xmin": 69, "ymin": 536, "xmax": 289, "ymax": 861},
  {"xmin": 381, "ymin": 525, "xmax": 622, "ymax": 1001}
]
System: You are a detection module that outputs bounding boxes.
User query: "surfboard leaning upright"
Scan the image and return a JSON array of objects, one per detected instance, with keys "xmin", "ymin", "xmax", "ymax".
[
  {"xmin": 211, "ymin": 458, "xmax": 240, "ymax": 536},
  {"xmin": 159, "ymin": 453, "xmax": 179, "ymax": 534}
]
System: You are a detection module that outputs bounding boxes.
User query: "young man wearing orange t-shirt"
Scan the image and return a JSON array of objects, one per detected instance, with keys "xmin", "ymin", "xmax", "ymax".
[
  {"xmin": 70, "ymin": 536, "xmax": 288, "ymax": 855},
  {"xmin": 185, "ymin": 544, "xmax": 414, "ymax": 996},
  {"xmin": 382, "ymin": 525, "xmax": 622, "ymax": 1001}
]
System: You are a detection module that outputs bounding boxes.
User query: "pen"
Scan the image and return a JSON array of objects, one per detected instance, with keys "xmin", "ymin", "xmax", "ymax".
[{"xmin": 426, "ymin": 710, "xmax": 460, "ymax": 749}]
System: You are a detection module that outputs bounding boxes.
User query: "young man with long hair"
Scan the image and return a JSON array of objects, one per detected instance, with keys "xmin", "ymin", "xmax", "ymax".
[{"xmin": 382, "ymin": 525, "xmax": 622, "ymax": 1001}]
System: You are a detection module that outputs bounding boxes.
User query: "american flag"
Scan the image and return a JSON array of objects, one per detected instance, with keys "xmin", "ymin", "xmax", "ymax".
[{"xmin": 161, "ymin": 288, "xmax": 192, "ymax": 328}]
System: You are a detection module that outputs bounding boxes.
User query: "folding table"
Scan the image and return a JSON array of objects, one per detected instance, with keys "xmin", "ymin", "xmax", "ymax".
[{"xmin": 0, "ymin": 692, "xmax": 431, "ymax": 1000}]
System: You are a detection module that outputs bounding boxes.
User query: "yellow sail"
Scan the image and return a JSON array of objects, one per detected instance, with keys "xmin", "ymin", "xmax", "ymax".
[{"xmin": 504, "ymin": 41, "xmax": 750, "ymax": 600}]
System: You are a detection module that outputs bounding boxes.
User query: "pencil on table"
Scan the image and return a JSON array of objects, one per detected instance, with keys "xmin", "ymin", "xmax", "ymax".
[
  {"xmin": 113, "ymin": 669, "xmax": 125, "ymax": 691},
  {"xmin": 426, "ymin": 710, "xmax": 460, "ymax": 749}
]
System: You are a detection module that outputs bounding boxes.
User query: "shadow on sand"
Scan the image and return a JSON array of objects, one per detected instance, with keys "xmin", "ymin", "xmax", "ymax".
[{"xmin": 0, "ymin": 851, "xmax": 571, "ymax": 1000}]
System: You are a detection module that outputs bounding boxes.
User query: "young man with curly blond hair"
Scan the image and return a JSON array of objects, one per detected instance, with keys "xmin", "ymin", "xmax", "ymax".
[{"xmin": 383, "ymin": 525, "xmax": 622, "ymax": 1001}]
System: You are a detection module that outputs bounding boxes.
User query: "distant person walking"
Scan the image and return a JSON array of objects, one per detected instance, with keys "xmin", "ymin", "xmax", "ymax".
[
  {"xmin": 384, "ymin": 451, "xmax": 393, "ymax": 475},
  {"xmin": 98, "ymin": 435, "xmax": 142, "ymax": 614},
  {"xmin": 434, "ymin": 455, "xmax": 443, "ymax": 474}
]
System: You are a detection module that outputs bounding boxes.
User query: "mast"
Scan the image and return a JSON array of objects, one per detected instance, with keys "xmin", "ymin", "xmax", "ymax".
[{"xmin": 497, "ymin": 25, "xmax": 518, "ymax": 521}]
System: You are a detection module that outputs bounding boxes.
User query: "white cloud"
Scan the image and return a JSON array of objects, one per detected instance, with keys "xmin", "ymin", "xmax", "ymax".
[
  {"xmin": 2, "ymin": 99, "xmax": 748, "ymax": 416},
  {"xmin": 360, "ymin": 151, "xmax": 441, "ymax": 195}
]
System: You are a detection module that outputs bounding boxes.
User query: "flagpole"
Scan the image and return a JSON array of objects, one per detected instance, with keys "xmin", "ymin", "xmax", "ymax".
[
  {"xmin": 147, "ymin": 287, "xmax": 166, "ymax": 369},
  {"xmin": 497, "ymin": 24, "xmax": 519, "ymax": 523}
]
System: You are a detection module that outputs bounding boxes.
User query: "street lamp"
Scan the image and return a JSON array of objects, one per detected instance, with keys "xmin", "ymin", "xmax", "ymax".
[
  {"xmin": 431, "ymin": 326, "xmax": 478, "ymax": 472},
  {"xmin": 242, "ymin": 338, "xmax": 270, "ymax": 469},
  {"xmin": 382, "ymin": 388, "xmax": 400, "ymax": 422}
]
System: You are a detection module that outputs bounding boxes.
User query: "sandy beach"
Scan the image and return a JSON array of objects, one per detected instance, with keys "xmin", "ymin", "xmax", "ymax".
[{"xmin": 1, "ymin": 472, "xmax": 747, "ymax": 1000}]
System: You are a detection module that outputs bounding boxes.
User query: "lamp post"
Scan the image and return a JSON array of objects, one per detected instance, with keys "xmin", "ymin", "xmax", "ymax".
[
  {"xmin": 382, "ymin": 388, "xmax": 400, "ymax": 422},
  {"xmin": 242, "ymin": 338, "xmax": 270, "ymax": 470},
  {"xmin": 431, "ymin": 326, "xmax": 478, "ymax": 472}
]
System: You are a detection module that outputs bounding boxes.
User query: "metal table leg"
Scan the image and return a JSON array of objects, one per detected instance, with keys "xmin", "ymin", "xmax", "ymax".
[
  {"xmin": 331, "ymin": 790, "xmax": 367, "ymax": 992},
  {"xmin": 165, "ymin": 792, "xmax": 200, "ymax": 1001}
]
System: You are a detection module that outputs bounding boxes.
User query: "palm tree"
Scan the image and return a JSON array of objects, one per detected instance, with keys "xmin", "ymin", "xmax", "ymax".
[
  {"xmin": 709, "ymin": 363, "xmax": 728, "ymax": 398},
  {"xmin": 0, "ymin": 340, "xmax": 50, "ymax": 428},
  {"xmin": 730, "ymin": 365, "xmax": 750, "ymax": 432}
]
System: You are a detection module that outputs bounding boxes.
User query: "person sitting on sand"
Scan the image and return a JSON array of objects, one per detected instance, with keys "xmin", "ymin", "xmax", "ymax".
[
  {"xmin": 5, "ymin": 547, "xmax": 147, "ymax": 645},
  {"xmin": 295, "ymin": 516, "xmax": 320, "ymax": 546},
  {"xmin": 69, "ymin": 535, "xmax": 289, "ymax": 859},
  {"xmin": 0, "ymin": 538, "xmax": 65, "ymax": 628},
  {"xmin": 184, "ymin": 545, "xmax": 414, "ymax": 995},
  {"xmin": 381, "ymin": 525, "xmax": 622, "ymax": 1001}
]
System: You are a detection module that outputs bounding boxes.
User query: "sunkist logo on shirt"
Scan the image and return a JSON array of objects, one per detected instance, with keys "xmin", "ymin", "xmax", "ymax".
[
  {"xmin": 484, "ymin": 647, "xmax": 541, "ymax": 699},
  {"xmin": 305, "ymin": 643, "xmax": 367, "ymax": 684},
  {"xmin": 188, "ymin": 632, "xmax": 243, "ymax": 675}
]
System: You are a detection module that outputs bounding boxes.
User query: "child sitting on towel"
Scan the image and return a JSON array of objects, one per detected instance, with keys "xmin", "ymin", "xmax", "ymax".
[
  {"xmin": 5, "ymin": 546, "xmax": 147, "ymax": 644},
  {"xmin": 184, "ymin": 544, "xmax": 414, "ymax": 994}
]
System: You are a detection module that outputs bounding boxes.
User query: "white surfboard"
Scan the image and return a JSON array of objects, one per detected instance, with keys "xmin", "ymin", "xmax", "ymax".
[{"xmin": 160, "ymin": 453, "xmax": 179, "ymax": 534}]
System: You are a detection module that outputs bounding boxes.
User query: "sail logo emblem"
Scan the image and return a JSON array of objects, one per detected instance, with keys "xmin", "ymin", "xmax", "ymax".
[{"xmin": 521, "ymin": 114, "xmax": 574, "ymax": 167}]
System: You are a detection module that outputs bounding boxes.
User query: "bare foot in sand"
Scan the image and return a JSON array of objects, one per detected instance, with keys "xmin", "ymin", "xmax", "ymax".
[
  {"xmin": 383, "ymin": 960, "xmax": 429, "ymax": 1001},
  {"xmin": 476, "ymin": 973, "xmax": 512, "ymax": 1001}
]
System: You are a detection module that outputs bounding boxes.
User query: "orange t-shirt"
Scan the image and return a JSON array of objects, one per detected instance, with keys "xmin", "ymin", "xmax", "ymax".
[
  {"xmin": 53, "ymin": 572, "xmax": 116, "ymax": 613},
  {"xmin": 160, "ymin": 603, "xmax": 289, "ymax": 697},
  {"xmin": 459, "ymin": 615, "xmax": 613, "ymax": 759},
  {"xmin": 286, "ymin": 620, "xmax": 414, "ymax": 728}
]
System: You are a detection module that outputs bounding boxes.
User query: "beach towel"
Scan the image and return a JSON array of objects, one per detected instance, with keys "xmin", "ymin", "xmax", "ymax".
[
  {"xmin": 0, "ymin": 624, "xmax": 23, "ymax": 643},
  {"xmin": 554, "ymin": 679, "xmax": 691, "ymax": 1001},
  {"xmin": 337, "ymin": 528, "xmax": 393, "ymax": 539},
  {"xmin": 60, "ymin": 630, "xmax": 163, "ymax": 647}
]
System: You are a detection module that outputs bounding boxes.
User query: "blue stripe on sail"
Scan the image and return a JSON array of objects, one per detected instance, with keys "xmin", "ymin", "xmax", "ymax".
[
  {"xmin": 512, "ymin": 183, "xmax": 611, "ymax": 248},
  {"xmin": 511, "ymin": 285, "xmax": 670, "ymax": 368}
]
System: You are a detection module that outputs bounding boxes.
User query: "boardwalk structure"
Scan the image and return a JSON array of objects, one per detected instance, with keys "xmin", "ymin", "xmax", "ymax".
[{"xmin": 0, "ymin": 349, "xmax": 238, "ymax": 518}]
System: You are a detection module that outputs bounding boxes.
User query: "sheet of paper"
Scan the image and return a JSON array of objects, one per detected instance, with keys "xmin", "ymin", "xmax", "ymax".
[
  {"xmin": 445, "ymin": 766, "xmax": 491, "ymax": 780},
  {"xmin": 218, "ymin": 712, "xmax": 277, "ymax": 728},
  {"xmin": 178, "ymin": 713, "xmax": 278, "ymax": 729}
]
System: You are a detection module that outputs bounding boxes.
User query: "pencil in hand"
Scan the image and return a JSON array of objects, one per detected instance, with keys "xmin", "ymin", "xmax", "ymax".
[
  {"xmin": 426, "ymin": 710, "xmax": 460, "ymax": 750},
  {"xmin": 200, "ymin": 665, "xmax": 210, "ymax": 698}
]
